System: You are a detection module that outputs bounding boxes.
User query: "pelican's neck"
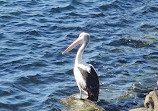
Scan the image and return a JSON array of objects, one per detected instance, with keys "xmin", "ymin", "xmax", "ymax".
[{"xmin": 75, "ymin": 43, "xmax": 87, "ymax": 65}]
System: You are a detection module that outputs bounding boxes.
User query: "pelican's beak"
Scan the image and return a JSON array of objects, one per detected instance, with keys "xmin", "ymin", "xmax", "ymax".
[{"xmin": 62, "ymin": 37, "xmax": 82, "ymax": 55}]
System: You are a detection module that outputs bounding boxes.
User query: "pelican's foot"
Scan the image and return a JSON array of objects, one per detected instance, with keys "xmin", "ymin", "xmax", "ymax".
[
  {"xmin": 74, "ymin": 93, "xmax": 81, "ymax": 99},
  {"xmin": 80, "ymin": 98, "xmax": 84, "ymax": 100},
  {"xmin": 74, "ymin": 93, "xmax": 88, "ymax": 100}
]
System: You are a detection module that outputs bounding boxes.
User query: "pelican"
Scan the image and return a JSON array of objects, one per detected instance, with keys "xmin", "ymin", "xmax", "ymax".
[{"xmin": 62, "ymin": 32, "xmax": 99, "ymax": 101}]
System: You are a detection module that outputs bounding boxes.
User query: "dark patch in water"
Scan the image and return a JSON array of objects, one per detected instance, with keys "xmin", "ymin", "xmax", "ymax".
[
  {"xmin": 0, "ymin": 33, "xmax": 6, "ymax": 39},
  {"xmin": 50, "ymin": 5, "xmax": 75, "ymax": 13},
  {"xmin": 100, "ymin": 3, "xmax": 119, "ymax": 11},
  {"xmin": 108, "ymin": 38, "xmax": 153, "ymax": 48},
  {"xmin": 140, "ymin": 24, "xmax": 158, "ymax": 32}
]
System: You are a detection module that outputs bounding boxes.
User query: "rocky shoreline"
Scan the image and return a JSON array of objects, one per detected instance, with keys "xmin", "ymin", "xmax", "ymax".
[{"xmin": 61, "ymin": 90, "xmax": 158, "ymax": 111}]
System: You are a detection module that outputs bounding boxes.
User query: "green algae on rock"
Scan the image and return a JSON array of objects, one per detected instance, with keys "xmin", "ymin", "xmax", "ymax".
[{"xmin": 60, "ymin": 94, "xmax": 105, "ymax": 111}]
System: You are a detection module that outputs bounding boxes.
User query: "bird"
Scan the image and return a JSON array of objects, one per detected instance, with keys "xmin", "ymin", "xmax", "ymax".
[{"xmin": 62, "ymin": 32, "xmax": 99, "ymax": 101}]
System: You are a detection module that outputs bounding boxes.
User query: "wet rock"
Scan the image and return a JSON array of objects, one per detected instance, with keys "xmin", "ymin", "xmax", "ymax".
[{"xmin": 60, "ymin": 94, "xmax": 105, "ymax": 111}]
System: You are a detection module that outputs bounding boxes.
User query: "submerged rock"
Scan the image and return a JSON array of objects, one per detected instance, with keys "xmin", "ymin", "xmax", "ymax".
[{"xmin": 60, "ymin": 94, "xmax": 105, "ymax": 111}]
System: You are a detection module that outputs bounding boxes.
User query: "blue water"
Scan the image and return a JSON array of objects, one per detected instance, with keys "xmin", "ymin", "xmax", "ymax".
[{"xmin": 0, "ymin": 0, "xmax": 158, "ymax": 111}]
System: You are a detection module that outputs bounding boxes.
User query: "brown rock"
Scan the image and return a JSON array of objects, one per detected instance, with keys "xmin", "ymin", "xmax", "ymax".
[
  {"xmin": 144, "ymin": 90, "xmax": 158, "ymax": 111},
  {"xmin": 130, "ymin": 90, "xmax": 158, "ymax": 111},
  {"xmin": 129, "ymin": 108, "xmax": 150, "ymax": 111}
]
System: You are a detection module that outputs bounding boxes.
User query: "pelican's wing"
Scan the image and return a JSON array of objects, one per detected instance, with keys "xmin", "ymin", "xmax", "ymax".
[{"xmin": 78, "ymin": 64, "xmax": 99, "ymax": 101}]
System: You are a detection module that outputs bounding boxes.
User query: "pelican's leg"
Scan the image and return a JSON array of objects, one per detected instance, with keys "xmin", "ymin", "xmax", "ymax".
[{"xmin": 80, "ymin": 90, "xmax": 82, "ymax": 99}]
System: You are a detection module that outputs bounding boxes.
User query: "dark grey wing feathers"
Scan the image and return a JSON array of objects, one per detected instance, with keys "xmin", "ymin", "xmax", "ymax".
[
  {"xmin": 77, "ymin": 66, "xmax": 88, "ymax": 91},
  {"xmin": 86, "ymin": 65, "xmax": 99, "ymax": 101},
  {"xmin": 77, "ymin": 66, "xmax": 88, "ymax": 83}
]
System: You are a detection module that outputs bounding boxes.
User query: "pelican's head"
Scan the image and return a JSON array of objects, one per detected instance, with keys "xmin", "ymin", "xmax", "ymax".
[
  {"xmin": 62, "ymin": 32, "xmax": 90, "ymax": 55},
  {"xmin": 78, "ymin": 32, "xmax": 90, "ymax": 44}
]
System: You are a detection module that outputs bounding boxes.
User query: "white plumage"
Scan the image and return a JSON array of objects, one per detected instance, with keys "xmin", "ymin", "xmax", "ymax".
[{"xmin": 63, "ymin": 32, "xmax": 99, "ymax": 101}]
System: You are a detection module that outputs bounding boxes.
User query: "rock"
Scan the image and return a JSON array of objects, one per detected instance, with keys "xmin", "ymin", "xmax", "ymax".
[
  {"xmin": 144, "ymin": 90, "xmax": 158, "ymax": 111},
  {"xmin": 130, "ymin": 90, "xmax": 158, "ymax": 111},
  {"xmin": 129, "ymin": 108, "xmax": 150, "ymax": 111},
  {"xmin": 60, "ymin": 94, "xmax": 105, "ymax": 111}
]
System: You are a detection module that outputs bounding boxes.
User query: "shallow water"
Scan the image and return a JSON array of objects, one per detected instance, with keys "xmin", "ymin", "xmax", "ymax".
[{"xmin": 0, "ymin": 0, "xmax": 158, "ymax": 111}]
